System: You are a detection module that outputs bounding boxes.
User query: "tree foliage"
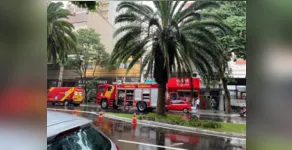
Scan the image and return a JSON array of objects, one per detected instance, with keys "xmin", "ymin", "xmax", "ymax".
[
  {"xmin": 206, "ymin": 1, "xmax": 246, "ymax": 59},
  {"xmin": 204, "ymin": 1, "xmax": 246, "ymax": 113},
  {"xmin": 110, "ymin": 1, "xmax": 230, "ymax": 115},
  {"xmin": 65, "ymin": 28, "xmax": 108, "ymax": 103},
  {"xmin": 47, "ymin": 2, "xmax": 76, "ymax": 64},
  {"xmin": 71, "ymin": 1, "xmax": 99, "ymax": 11}
]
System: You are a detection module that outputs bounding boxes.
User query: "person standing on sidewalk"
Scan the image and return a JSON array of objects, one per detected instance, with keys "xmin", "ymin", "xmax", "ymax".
[
  {"xmin": 211, "ymin": 98, "xmax": 217, "ymax": 113},
  {"xmin": 196, "ymin": 98, "xmax": 200, "ymax": 110}
]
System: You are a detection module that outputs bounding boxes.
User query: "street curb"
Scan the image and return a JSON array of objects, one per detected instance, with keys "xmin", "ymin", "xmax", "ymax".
[
  {"xmin": 103, "ymin": 114, "xmax": 246, "ymax": 139},
  {"xmin": 47, "ymin": 108, "xmax": 246, "ymax": 139},
  {"xmin": 79, "ymin": 104, "xmax": 240, "ymax": 117}
]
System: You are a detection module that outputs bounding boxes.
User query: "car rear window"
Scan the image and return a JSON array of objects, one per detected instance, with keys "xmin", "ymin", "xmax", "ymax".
[{"xmin": 47, "ymin": 125, "xmax": 111, "ymax": 150}]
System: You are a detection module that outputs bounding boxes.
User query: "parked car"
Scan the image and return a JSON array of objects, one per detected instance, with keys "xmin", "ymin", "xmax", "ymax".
[
  {"xmin": 47, "ymin": 111, "xmax": 119, "ymax": 150},
  {"xmin": 166, "ymin": 100, "xmax": 191, "ymax": 113}
]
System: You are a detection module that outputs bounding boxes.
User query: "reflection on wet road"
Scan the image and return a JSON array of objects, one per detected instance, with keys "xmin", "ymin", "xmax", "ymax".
[
  {"xmin": 49, "ymin": 107, "xmax": 246, "ymax": 150},
  {"xmin": 47, "ymin": 104, "xmax": 246, "ymax": 124}
]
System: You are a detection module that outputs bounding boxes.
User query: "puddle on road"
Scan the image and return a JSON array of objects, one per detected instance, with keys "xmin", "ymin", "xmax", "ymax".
[
  {"xmin": 93, "ymin": 118, "xmax": 246, "ymax": 150},
  {"xmin": 48, "ymin": 108, "xmax": 246, "ymax": 150}
]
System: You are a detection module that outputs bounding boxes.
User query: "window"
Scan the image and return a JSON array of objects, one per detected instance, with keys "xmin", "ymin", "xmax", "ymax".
[
  {"xmin": 99, "ymin": 86, "xmax": 105, "ymax": 92},
  {"xmin": 119, "ymin": 63, "xmax": 130, "ymax": 69},
  {"xmin": 169, "ymin": 93, "xmax": 178, "ymax": 100},
  {"xmin": 108, "ymin": 86, "xmax": 112, "ymax": 91},
  {"xmin": 119, "ymin": 63, "xmax": 125, "ymax": 68},
  {"xmin": 47, "ymin": 125, "xmax": 111, "ymax": 150},
  {"xmin": 171, "ymin": 101, "xmax": 184, "ymax": 104},
  {"xmin": 125, "ymin": 62, "xmax": 130, "ymax": 68},
  {"xmin": 178, "ymin": 91, "xmax": 191, "ymax": 99}
]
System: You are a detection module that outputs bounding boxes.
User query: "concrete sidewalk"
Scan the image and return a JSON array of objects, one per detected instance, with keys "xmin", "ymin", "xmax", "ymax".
[{"xmin": 190, "ymin": 108, "xmax": 240, "ymax": 117}]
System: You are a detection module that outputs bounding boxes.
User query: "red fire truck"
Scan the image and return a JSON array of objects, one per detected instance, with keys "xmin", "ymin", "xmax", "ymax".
[
  {"xmin": 47, "ymin": 87, "xmax": 84, "ymax": 106},
  {"xmin": 96, "ymin": 77, "xmax": 200, "ymax": 112}
]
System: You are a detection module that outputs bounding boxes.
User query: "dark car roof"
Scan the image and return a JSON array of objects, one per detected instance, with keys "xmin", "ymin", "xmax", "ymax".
[{"xmin": 47, "ymin": 111, "xmax": 92, "ymax": 139}]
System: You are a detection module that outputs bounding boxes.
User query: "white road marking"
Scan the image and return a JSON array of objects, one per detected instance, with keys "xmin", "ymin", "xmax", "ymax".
[
  {"xmin": 168, "ymin": 143, "xmax": 184, "ymax": 147},
  {"xmin": 47, "ymin": 108, "xmax": 246, "ymax": 140},
  {"xmin": 118, "ymin": 139, "xmax": 187, "ymax": 150}
]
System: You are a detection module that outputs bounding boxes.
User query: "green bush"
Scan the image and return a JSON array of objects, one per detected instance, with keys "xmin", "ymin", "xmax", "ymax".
[
  {"xmin": 189, "ymin": 119, "xmax": 201, "ymax": 127},
  {"xmin": 140, "ymin": 113, "xmax": 222, "ymax": 129},
  {"xmin": 188, "ymin": 118, "xmax": 222, "ymax": 129},
  {"xmin": 202, "ymin": 120, "xmax": 222, "ymax": 129},
  {"xmin": 142, "ymin": 113, "xmax": 187, "ymax": 125}
]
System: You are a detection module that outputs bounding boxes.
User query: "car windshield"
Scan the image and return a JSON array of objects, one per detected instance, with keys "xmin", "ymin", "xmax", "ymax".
[{"xmin": 47, "ymin": 125, "xmax": 111, "ymax": 150}]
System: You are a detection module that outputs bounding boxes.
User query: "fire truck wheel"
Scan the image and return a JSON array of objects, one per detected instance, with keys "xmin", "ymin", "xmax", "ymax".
[
  {"xmin": 183, "ymin": 108, "xmax": 188, "ymax": 113},
  {"xmin": 63, "ymin": 100, "xmax": 69, "ymax": 106},
  {"xmin": 101, "ymin": 100, "xmax": 108, "ymax": 109},
  {"xmin": 137, "ymin": 102, "xmax": 147, "ymax": 112}
]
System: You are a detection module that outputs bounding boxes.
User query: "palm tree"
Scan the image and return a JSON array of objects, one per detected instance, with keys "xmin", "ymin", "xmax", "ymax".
[
  {"xmin": 47, "ymin": 2, "xmax": 76, "ymax": 87},
  {"xmin": 47, "ymin": 2, "xmax": 76, "ymax": 64},
  {"xmin": 110, "ymin": 1, "xmax": 230, "ymax": 115}
]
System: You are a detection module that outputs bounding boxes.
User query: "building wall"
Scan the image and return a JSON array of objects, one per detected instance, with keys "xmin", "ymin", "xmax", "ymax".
[
  {"xmin": 229, "ymin": 59, "xmax": 246, "ymax": 78},
  {"xmin": 87, "ymin": 12, "xmax": 115, "ymax": 54},
  {"xmin": 66, "ymin": 3, "xmax": 115, "ymax": 53},
  {"xmin": 98, "ymin": 0, "xmax": 110, "ymax": 19},
  {"xmin": 86, "ymin": 63, "xmax": 141, "ymax": 78}
]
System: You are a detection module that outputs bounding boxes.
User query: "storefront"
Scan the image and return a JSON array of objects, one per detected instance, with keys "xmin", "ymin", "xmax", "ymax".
[
  {"xmin": 199, "ymin": 88, "xmax": 221, "ymax": 109},
  {"xmin": 167, "ymin": 78, "xmax": 200, "ymax": 102}
]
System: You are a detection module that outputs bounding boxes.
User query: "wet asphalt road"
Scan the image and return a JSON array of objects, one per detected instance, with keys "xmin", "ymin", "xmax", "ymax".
[
  {"xmin": 47, "ymin": 104, "xmax": 246, "ymax": 124},
  {"xmin": 49, "ymin": 108, "xmax": 246, "ymax": 150}
]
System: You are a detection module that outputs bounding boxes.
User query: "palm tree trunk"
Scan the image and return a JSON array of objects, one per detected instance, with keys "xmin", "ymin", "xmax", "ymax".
[
  {"xmin": 84, "ymin": 89, "xmax": 88, "ymax": 104},
  {"xmin": 57, "ymin": 64, "xmax": 64, "ymax": 87},
  {"xmin": 222, "ymin": 78, "xmax": 231, "ymax": 113},
  {"xmin": 156, "ymin": 83, "xmax": 166, "ymax": 115}
]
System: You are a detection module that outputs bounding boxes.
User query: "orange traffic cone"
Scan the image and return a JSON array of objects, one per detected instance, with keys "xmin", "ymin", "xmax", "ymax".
[
  {"xmin": 98, "ymin": 111, "xmax": 103, "ymax": 123},
  {"xmin": 73, "ymin": 109, "xmax": 77, "ymax": 115},
  {"xmin": 132, "ymin": 113, "xmax": 137, "ymax": 125},
  {"xmin": 133, "ymin": 101, "xmax": 136, "ymax": 107}
]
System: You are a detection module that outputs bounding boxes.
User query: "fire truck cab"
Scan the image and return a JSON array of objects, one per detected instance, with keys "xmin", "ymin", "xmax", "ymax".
[
  {"xmin": 96, "ymin": 77, "xmax": 200, "ymax": 112},
  {"xmin": 47, "ymin": 87, "xmax": 84, "ymax": 106}
]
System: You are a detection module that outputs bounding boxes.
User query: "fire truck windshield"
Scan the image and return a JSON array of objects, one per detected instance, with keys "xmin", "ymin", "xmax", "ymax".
[{"xmin": 99, "ymin": 86, "xmax": 105, "ymax": 92}]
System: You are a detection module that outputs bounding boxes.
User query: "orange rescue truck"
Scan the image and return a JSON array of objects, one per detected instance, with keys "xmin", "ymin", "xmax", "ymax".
[
  {"xmin": 47, "ymin": 87, "xmax": 84, "ymax": 106},
  {"xmin": 96, "ymin": 77, "xmax": 200, "ymax": 112}
]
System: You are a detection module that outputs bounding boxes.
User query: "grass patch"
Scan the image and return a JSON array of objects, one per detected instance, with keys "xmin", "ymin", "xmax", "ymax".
[
  {"xmin": 214, "ymin": 122, "xmax": 246, "ymax": 133},
  {"xmin": 106, "ymin": 112, "xmax": 140, "ymax": 119},
  {"xmin": 107, "ymin": 112, "xmax": 246, "ymax": 134}
]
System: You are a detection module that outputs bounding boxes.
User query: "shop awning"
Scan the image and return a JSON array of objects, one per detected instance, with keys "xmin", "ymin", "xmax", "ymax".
[{"xmin": 167, "ymin": 78, "xmax": 200, "ymax": 90}]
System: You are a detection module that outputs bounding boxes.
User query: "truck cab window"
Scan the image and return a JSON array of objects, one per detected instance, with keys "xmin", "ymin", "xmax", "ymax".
[
  {"xmin": 99, "ymin": 86, "xmax": 105, "ymax": 92},
  {"xmin": 108, "ymin": 86, "xmax": 112, "ymax": 91}
]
